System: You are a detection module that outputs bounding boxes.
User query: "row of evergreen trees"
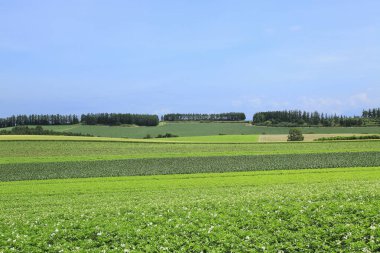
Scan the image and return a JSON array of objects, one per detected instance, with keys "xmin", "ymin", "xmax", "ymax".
[
  {"xmin": 0, "ymin": 114, "xmax": 79, "ymax": 128},
  {"xmin": 362, "ymin": 108, "xmax": 380, "ymax": 118},
  {"xmin": 80, "ymin": 113, "xmax": 159, "ymax": 126},
  {"xmin": 163, "ymin": 113, "xmax": 246, "ymax": 121},
  {"xmin": 0, "ymin": 126, "xmax": 92, "ymax": 136},
  {"xmin": 0, "ymin": 113, "xmax": 159, "ymax": 127},
  {"xmin": 1, "ymin": 108, "xmax": 378, "ymax": 128},
  {"xmin": 253, "ymin": 110, "xmax": 364, "ymax": 127}
]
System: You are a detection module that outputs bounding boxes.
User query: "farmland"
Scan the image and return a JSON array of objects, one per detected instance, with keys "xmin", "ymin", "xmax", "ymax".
[
  {"xmin": 1, "ymin": 135, "xmax": 380, "ymax": 251},
  {"xmin": 3, "ymin": 0, "xmax": 380, "ymax": 251},
  {"xmin": 1, "ymin": 137, "xmax": 380, "ymax": 164},
  {"xmin": 1, "ymin": 167, "xmax": 380, "ymax": 251},
  {"xmin": 34, "ymin": 122, "xmax": 380, "ymax": 138},
  {"xmin": 155, "ymin": 134, "xmax": 259, "ymax": 143}
]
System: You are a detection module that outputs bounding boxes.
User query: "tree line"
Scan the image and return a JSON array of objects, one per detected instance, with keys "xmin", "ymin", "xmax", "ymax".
[
  {"xmin": 253, "ymin": 110, "xmax": 364, "ymax": 127},
  {"xmin": 0, "ymin": 126, "xmax": 92, "ymax": 136},
  {"xmin": 1, "ymin": 108, "xmax": 378, "ymax": 128},
  {"xmin": 362, "ymin": 108, "xmax": 380, "ymax": 118},
  {"xmin": 162, "ymin": 113, "xmax": 246, "ymax": 121},
  {"xmin": 0, "ymin": 114, "xmax": 79, "ymax": 128},
  {"xmin": 80, "ymin": 113, "xmax": 159, "ymax": 126}
]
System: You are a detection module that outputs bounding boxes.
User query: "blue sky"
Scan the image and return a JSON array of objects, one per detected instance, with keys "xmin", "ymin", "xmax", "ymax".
[{"xmin": 0, "ymin": 0, "xmax": 379, "ymax": 117}]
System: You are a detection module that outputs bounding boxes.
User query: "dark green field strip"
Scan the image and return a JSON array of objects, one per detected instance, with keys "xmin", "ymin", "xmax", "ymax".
[{"xmin": 1, "ymin": 152, "xmax": 379, "ymax": 181}]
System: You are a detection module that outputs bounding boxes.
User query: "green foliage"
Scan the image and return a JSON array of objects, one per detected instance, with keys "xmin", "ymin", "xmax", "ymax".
[
  {"xmin": 316, "ymin": 135, "xmax": 380, "ymax": 141},
  {"xmin": 81, "ymin": 113, "xmax": 159, "ymax": 126},
  {"xmin": 0, "ymin": 114, "xmax": 79, "ymax": 127},
  {"xmin": 253, "ymin": 110, "xmax": 365, "ymax": 127},
  {"xmin": 156, "ymin": 133, "xmax": 178, "ymax": 138},
  {"xmin": 362, "ymin": 108, "xmax": 380, "ymax": 118},
  {"xmin": 143, "ymin": 134, "xmax": 152, "ymax": 139},
  {"xmin": 288, "ymin": 128, "xmax": 304, "ymax": 141},
  {"xmin": 0, "ymin": 126, "xmax": 92, "ymax": 136},
  {"xmin": 1, "ymin": 152, "xmax": 380, "ymax": 181},
  {"xmin": 1, "ymin": 167, "xmax": 380, "ymax": 251}
]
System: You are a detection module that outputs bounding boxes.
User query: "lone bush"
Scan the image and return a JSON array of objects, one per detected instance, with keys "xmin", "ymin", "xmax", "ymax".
[
  {"xmin": 156, "ymin": 133, "xmax": 178, "ymax": 138},
  {"xmin": 143, "ymin": 134, "xmax": 152, "ymax": 139},
  {"xmin": 287, "ymin": 128, "xmax": 304, "ymax": 141}
]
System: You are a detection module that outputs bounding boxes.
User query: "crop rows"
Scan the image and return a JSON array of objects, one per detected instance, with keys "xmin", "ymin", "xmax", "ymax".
[
  {"xmin": 1, "ymin": 140, "xmax": 380, "ymax": 164},
  {"xmin": 1, "ymin": 152, "xmax": 379, "ymax": 181},
  {"xmin": 1, "ymin": 167, "xmax": 380, "ymax": 252}
]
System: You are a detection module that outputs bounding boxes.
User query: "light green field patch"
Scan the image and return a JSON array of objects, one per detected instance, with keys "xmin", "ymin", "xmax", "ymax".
[{"xmin": 164, "ymin": 134, "xmax": 259, "ymax": 143}]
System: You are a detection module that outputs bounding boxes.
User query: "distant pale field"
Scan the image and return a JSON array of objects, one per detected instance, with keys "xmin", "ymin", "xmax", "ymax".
[{"xmin": 259, "ymin": 133, "xmax": 375, "ymax": 142}]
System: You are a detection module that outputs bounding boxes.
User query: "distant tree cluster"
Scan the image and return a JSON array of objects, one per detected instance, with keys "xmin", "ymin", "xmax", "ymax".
[
  {"xmin": 253, "ymin": 110, "xmax": 364, "ymax": 127},
  {"xmin": 362, "ymin": 108, "xmax": 380, "ymax": 118},
  {"xmin": 163, "ymin": 113, "xmax": 246, "ymax": 121},
  {"xmin": 315, "ymin": 135, "xmax": 380, "ymax": 141},
  {"xmin": 0, "ymin": 114, "xmax": 79, "ymax": 128},
  {"xmin": 0, "ymin": 126, "xmax": 92, "ymax": 136},
  {"xmin": 80, "ymin": 113, "xmax": 159, "ymax": 126}
]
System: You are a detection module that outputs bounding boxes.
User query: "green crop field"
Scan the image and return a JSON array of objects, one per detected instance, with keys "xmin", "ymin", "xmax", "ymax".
[
  {"xmin": 1, "ymin": 136, "xmax": 380, "ymax": 251},
  {"xmin": 2, "ymin": 152, "xmax": 380, "ymax": 181},
  {"xmin": 1, "ymin": 138, "xmax": 380, "ymax": 164},
  {"xmin": 1, "ymin": 167, "xmax": 380, "ymax": 252},
  {"xmin": 162, "ymin": 134, "xmax": 259, "ymax": 143},
  {"xmin": 28, "ymin": 122, "xmax": 380, "ymax": 138}
]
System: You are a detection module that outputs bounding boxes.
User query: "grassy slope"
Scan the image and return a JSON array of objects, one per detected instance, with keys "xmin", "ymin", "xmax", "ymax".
[
  {"xmin": 1, "ymin": 167, "xmax": 380, "ymax": 251},
  {"xmin": 35, "ymin": 123, "xmax": 380, "ymax": 138}
]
